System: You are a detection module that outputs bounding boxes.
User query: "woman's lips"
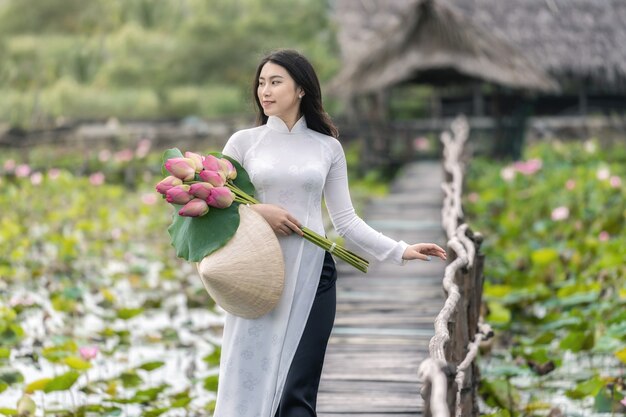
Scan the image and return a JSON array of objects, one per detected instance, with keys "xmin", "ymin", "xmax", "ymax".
[{"xmin": 262, "ymin": 101, "xmax": 274, "ymax": 107}]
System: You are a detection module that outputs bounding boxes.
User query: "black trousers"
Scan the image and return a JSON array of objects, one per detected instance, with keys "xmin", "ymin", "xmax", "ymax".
[{"xmin": 275, "ymin": 251, "xmax": 337, "ymax": 417}]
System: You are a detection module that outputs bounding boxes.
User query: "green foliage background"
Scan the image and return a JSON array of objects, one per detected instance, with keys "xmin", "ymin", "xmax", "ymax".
[
  {"xmin": 0, "ymin": 0, "xmax": 339, "ymax": 128},
  {"xmin": 465, "ymin": 140, "xmax": 626, "ymax": 414}
]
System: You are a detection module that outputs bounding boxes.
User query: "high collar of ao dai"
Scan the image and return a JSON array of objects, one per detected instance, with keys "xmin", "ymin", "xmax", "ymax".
[{"xmin": 266, "ymin": 115, "xmax": 307, "ymax": 134}]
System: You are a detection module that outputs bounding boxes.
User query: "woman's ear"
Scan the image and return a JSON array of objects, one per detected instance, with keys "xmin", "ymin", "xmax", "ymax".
[{"xmin": 297, "ymin": 87, "xmax": 304, "ymax": 99}]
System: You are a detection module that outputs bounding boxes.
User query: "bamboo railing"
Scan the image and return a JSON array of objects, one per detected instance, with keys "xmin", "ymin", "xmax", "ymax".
[{"xmin": 418, "ymin": 116, "xmax": 493, "ymax": 417}]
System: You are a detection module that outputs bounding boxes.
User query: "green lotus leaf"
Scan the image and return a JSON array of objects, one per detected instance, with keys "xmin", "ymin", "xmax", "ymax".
[
  {"xmin": 120, "ymin": 371, "xmax": 143, "ymax": 389},
  {"xmin": 0, "ymin": 370, "xmax": 23, "ymax": 385},
  {"xmin": 0, "ymin": 348, "xmax": 11, "ymax": 359},
  {"xmin": 565, "ymin": 375, "xmax": 604, "ymax": 399},
  {"xmin": 203, "ymin": 374, "xmax": 219, "ymax": 392},
  {"xmin": 132, "ymin": 385, "xmax": 167, "ymax": 402},
  {"xmin": 530, "ymin": 248, "xmax": 559, "ymax": 267},
  {"xmin": 25, "ymin": 378, "xmax": 52, "ymax": 393},
  {"xmin": 116, "ymin": 307, "xmax": 144, "ymax": 320},
  {"xmin": 44, "ymin": 371, "xmax": 80, "ymax": 393},
  {"xmin": 137, "ymin": 361, "xmax": 165, "ymax": 371},
  {"xmin": 64, "ymin": 356, "xmax": 92, "ymax": 371},
  {"xmin": 203, "ymin": 346, "xmax": 221, "ymax": 367}
]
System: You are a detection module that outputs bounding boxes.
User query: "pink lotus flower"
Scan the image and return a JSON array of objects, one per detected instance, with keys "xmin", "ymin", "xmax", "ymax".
[
  {"xmin": 218, "ymin": 158, "xmax": 237, "ymax": 180},
  {"xmin": 467, "ymin": 192, "xmax": 479, "ymax": 203},
  {"xmin": 156, "ymin": 176, "xmax": 183, "ymax": 195},
  {"xmin": 599, "ymin": 231, "xmax": 610, "ymax": 241},
  {"xmin": 30, "ymin": 172, "xmax": 43, "ymax": 185},
  {"xmin": 79, "ymin": 345, "xmax": 99, "ymax": 360},
  {"xmin": 15, "ymin": 164, "xmax": 31, "ymax": 178},
  {"xmin": 185, "ymin": 151, "xmax": 204, "ymax": 172},
  {"xmin": 179, "ymin": 198, "xmax": 209, "ymax": 217},
  {"xmin": 206, "ymin": 187, "xmax": 235, "ymax": 209},
  {"xmin": 114, "ymin": 149, "xmax": 134, "ymax": 163},
  {"xmin": 551, "ymin": 206, "xmax": 569, "ymax": 221},
  {"xmin": 202, "ymin": 155, "xmax": 221, "ymax": 172},
  {"xmin": 166, "ymin": 185, "xmax": 193, "ymax": 204},
  {"xmin": 199, "ymin": 169, "xmax": 226, "ymax": 187},
  {"xmin": 89, "ymin": 172, "xmax": 105, "ymax": 186},
  {"xmin": 189, "ymin": 182, "xmax": 214, "ymax": 200},
  {"xmin": 565, "ymin": 179, "xmax": 576, "ymax": 190},
  {"xmin": 513, "ymin": 159, "xmax": 542, "ymax": 176},
  {"xmin": 610, "ymin": 176, "xmax": 621, "ymax": 188},
  {"xmin": 165, "ymin": 157, "xmax": 196, "ymax": 181}
]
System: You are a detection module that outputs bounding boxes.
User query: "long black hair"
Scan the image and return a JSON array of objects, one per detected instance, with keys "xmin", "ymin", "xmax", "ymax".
[{"xmin": 253, "ymin": 49, "xmax": 339, "ymax": 138}]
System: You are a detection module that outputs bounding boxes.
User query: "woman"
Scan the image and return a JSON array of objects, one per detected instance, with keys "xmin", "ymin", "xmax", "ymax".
[{"xmin": 218, "ymin": 49, "xmax": 447, "ymax": 417}]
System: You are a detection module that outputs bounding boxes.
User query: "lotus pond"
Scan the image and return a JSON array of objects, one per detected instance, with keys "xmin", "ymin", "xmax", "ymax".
[
  {"xmin": 0, "ymin": 142, "xmax": 227, "ymax": 416},
  {"xmin": 465, "ymin": 139, "xmax": 626, "ymax": 416}
]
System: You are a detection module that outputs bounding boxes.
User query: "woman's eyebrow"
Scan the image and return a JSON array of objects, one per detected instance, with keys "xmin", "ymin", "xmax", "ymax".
[{"xmin": 259, "ymin": 75, "xmax": 284, "ymax": 80}]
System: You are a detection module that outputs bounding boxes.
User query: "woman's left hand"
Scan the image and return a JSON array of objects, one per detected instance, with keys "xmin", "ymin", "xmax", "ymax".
[{"xmin": 402, "ymin": 243, "xmax": 447, "ymax": 261}]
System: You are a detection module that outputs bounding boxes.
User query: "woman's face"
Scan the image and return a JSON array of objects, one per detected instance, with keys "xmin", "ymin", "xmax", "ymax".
[{"xmin": 257, "ymin": 62, "xmax": 303, "ymax": 124}]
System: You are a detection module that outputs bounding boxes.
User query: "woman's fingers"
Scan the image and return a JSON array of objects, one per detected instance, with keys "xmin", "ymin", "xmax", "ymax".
[
  {"xmin": 423, "ymin": 244, "xmax": 447, "ymax": 259},
  {"xmin": 403, "ymin": 243, "xmax": 448, "ymax": 261},
  {"xmin": 253, "ymin": 204, "xmax": 303, "ymax": 236}
]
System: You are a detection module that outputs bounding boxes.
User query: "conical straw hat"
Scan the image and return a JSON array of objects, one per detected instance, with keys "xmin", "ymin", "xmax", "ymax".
[{"xmin": 196, "ymin": 204, "xmax": 284, "ymax": 319}]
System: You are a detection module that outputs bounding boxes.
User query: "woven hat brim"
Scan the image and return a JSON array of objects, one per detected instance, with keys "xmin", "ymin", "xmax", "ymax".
[{"xmin": 196, "ymin": 204, "xmax": 285, "ymax": 319}]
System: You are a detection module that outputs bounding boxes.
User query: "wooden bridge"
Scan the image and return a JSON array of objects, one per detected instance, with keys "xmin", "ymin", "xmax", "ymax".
[
  {"xmin": 318, "ymin": 161, "xmax": 447, "ymax": 416},
  {"xmin": 318, "ymin": 117, "xmax": 488, "ymax": 417}
]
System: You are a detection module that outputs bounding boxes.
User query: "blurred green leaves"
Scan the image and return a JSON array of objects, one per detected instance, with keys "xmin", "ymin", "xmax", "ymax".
[
  {"xmin": 0, "ymin": 0, "xmax": 339, "ymax": 128},
  {"xmin": 468, "ymin": 139, "xmax": 626, "ymax": 412}
]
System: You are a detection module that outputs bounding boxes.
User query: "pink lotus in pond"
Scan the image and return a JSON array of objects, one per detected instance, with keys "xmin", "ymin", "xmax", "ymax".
[
  {"xmin": 513, "ymin": 159, "xmax": 542, "ymax": 176},
  {"xmin": 551, "ymin": 206, "xmax": 569, "ymax": 221},
  {"xmin": 89, "ymin": 172, "xmax": 105, "ymax": 186},
  {"xmin": 79, "ymin": 345, "xmax": 99, "ymax": 360}
]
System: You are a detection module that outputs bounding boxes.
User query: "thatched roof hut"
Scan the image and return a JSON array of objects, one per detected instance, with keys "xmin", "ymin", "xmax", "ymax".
[
  {"xmin": 331, "ymin": 0, "xmax": 626, "ymax": 96},
  {"xmin": 452, "ymin": 0, "xmax": 626, "ymax": 93}
]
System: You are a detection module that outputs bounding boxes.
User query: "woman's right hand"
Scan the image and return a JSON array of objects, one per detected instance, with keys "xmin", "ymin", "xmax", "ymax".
[{"xmin": 250, "ymin": 204, "xmax": 304, "ymax": 237}]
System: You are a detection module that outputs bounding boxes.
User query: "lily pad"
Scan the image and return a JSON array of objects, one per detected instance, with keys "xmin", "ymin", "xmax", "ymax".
[{"xmin": 44, "ymin": 371, "xmax": 80, "ymax": 392}]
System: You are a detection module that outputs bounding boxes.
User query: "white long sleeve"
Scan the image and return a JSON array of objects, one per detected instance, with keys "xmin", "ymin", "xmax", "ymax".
[{"xmin": 323, "ymin": 140, "xmax": 408, "ymax": 265}]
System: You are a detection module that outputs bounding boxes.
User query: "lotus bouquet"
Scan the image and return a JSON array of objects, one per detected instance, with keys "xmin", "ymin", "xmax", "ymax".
[{"xmin": 156, "ymin": 148, "xmax": 369, "ymax": 273}]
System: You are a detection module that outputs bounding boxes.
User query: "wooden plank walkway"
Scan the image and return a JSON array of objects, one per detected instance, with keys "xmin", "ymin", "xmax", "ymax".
[{"xmin": 318, "ymin": 161, "xmax": 447, "ymax": 416}]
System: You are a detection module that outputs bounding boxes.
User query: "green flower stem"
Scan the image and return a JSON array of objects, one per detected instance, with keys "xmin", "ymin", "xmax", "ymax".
[{"xmin": 226, "ymin": 181, "xmax": 369, "ymax": 273}]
